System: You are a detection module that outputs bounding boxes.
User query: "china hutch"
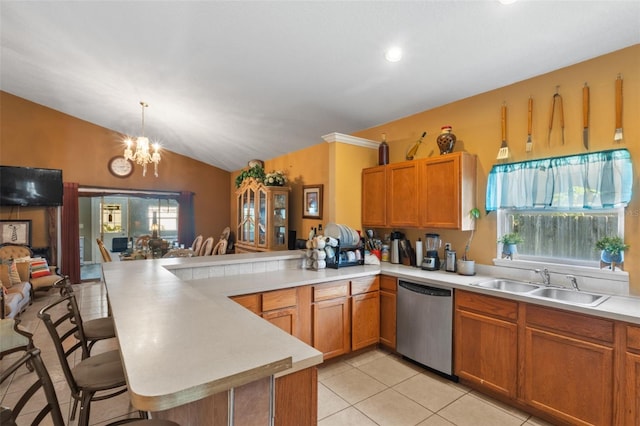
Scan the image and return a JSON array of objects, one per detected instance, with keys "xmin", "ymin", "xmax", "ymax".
[{"xmin": 235, "ymin": 179, "xmax": 290, "ymax": 253}]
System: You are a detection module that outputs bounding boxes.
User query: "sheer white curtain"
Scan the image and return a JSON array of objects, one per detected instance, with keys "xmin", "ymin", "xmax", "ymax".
[{"xmin": 486, "ymin": 149, "xmax": 633, "ymax": 211}]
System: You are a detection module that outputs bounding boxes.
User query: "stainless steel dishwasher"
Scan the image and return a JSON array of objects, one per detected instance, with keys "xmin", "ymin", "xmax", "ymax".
[{"xmin": 396, "ymin": 280, "xmax": 453, "ymax": 377}]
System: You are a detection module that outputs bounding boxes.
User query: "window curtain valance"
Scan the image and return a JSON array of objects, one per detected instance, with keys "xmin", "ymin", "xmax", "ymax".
[{"xmin": 486, "ymin": 149, "xmax": 633, "ymax": 211}]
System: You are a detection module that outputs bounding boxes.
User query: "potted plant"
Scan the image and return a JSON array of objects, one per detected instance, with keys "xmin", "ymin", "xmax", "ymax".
[
  {"xmin": 235, "ymin": 164, "xmax": 266, "ymax": 188},
  {"xmin": 458, "ymin": 208, "xmax": 481, "ymax": 275},
  {"xmin": 595, "ymin": 235, "xmax": 628, "ymax": 271},
  {"xmin": 498, "ymin": 232, "xmax": 524, "ymax": 259}
]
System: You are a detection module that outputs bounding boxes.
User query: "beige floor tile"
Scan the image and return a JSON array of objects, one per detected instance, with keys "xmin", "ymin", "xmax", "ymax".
[
  {"xmin": 523, "ymin": 416, "xmax": 556, "ymax": 426},
  {"xmin": 318, "ymin": 360, "xmax": 354, "ymax": 382},
  {"xmin": 318, "ymin": 406, "xmax": 378, "ymax": 426},
  {"xmin": 344, "ymin": 348, "xmax": 389, "ymax": 367},
  {"xmin": 356, "ymin": 355, "xmax": 419, "ymax": 387},
  {"xmin": 318, "ymin": 382, "xmax": 350, "ymax": 420},
  {"xmin": 355, "ymin": 388, "xmax": 431, "ymax": 426},
  {"xmin": 322, "ymin": 368, "xmax": 387, "ymax": 405},
  {"xmin": 417, "ymin": 414, "xmax": 456, "ymax": 425},
  {"xmin": 393, "ymin": 372, "xmax": 467, "ymax": 412},
  {"xmin": 469, "ymin": 390, "xmax": 530, "ymax": 421},
  {"xmin": 438, "ymin": 394, "xmax": 525, "ymax": 426}
]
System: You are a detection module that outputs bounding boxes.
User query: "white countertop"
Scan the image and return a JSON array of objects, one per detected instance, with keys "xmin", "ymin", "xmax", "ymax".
[{"xmin": 102, "ymin": 256, "xmax": 640, "ymax": 411}]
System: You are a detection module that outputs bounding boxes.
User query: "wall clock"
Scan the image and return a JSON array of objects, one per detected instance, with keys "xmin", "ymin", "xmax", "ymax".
[{"xmin": 108, "ymin": 156, "xmax": 134, "ymax": 178}]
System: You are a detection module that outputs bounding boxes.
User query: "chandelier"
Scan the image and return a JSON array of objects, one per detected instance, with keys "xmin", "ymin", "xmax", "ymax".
[{"xmin": 124, "ymin": 101, "xmax": 161, "ymax": 177}]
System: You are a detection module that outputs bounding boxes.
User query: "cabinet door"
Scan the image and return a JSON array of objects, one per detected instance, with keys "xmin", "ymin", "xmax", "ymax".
[
  {"xmin": 523, "ymin": 326, "xmax": 613, "ymax": 425},
  {"xmin": 271, "ymin": 191, "xmax": 288, "ymax": 250},
  {"xmin": 313, "ymin": 298, "xmax": 350, "ymax": 360},
  {"xmin": 418, "ymin": 152, "xmax": 476, "ymax": 230},
  {"xmin": 362, "ymin": 166, "xmax": 387, "ymax": 227},
  {"xmin": 455, "ymin": 309, "xmax": 518, "ymax": 398},
  {"xmin": 626, "ymin": 352, "xmax": 640, "ymax": 426},
  {"xmin": 351, "ymin": 291, "xmax": 380, "ymax": 351},
  {"xmin": 263, "ymin": 307, "xmax": 297, "ymax": 335},
  {"xmin": 386, "ymin": 161, "xmax": 419, "ymax": 227},
  {"xmin": 379, "ymin": 290, "xmax": 396, "ymax": 350}
]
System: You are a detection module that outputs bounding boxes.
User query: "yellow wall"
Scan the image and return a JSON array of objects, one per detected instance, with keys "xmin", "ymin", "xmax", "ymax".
[
  {"xmin": 0, "ymin": 91, "xmax": 231, "ymax": 246},
  {"xmin": 352, "ymin": 45, "xmax": 640, "ymax": 292}
]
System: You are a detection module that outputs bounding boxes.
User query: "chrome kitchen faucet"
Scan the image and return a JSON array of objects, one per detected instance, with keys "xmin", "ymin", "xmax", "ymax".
[{"xmin": 534, "ymin": 268, "xmax": 551, "ymax": 286}]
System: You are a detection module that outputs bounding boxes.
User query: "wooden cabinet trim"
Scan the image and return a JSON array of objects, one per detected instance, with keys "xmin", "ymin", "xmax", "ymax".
[
  {"xmin": 262, "ymin": 288, "xmax": 297, "ymax": 312},
  {"xmin": 525, "ymin": 304, "xmax": 614, "ymax": 345}
]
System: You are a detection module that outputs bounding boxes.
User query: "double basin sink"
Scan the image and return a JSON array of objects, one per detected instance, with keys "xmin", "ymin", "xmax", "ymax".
[{"xmin": 470, "ymin": 279, "xmax": 609, "ymax": 307}]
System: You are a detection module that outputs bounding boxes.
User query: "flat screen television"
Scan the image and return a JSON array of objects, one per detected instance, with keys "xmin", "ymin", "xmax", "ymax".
[{"xmin": 0, "ymin": 166, "xmax": 63, "ymax": 207}]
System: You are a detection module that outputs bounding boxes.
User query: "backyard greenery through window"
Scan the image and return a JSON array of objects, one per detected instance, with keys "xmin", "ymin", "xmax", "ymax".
[{"xmin": 498, "ymin": 209, "xmax": 624, "ymax": 266}]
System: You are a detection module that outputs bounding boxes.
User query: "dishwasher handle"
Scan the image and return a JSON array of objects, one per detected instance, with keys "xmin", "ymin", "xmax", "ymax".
[{"xmin": 399, "ymin": 281, "xmax": 451, "ymax": 297}]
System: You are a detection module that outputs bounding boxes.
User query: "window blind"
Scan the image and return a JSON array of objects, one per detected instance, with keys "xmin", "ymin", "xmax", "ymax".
[{"xmin": 486, "ymin": 149, "xmax": 633, "ymax": 211}]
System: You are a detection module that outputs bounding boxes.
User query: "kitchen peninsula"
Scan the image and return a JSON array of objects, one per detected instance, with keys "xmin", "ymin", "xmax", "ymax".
[{"xmin": 103, "ymin": 250, "xmax": 640, "ymax": 425}]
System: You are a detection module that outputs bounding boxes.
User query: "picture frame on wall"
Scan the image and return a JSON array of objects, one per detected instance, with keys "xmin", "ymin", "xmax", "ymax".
[
  {"xmin": 0, "ymin": 220, "xmax": 32, "ymax": 246},
  {"xmin": 302, "ymin": 185, "xmax": 323, "ymax": 219}
]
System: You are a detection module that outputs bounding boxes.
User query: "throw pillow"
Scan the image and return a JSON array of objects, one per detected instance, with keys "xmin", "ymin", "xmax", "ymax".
[
  {"xmin": 9, "ymin": 261, "xmax": 22, "ymax": 285},
  {"xmin": 30, "ymin": 258, "xmax": 52, "ymax": 279}
]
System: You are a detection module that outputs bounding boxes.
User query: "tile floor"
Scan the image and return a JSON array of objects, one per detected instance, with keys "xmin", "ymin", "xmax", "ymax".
[{"xmin": 2, "ymin": 282, "xmax": 555, "ymax": 425}]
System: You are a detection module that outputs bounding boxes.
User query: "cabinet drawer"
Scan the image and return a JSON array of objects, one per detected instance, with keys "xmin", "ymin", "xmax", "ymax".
[
  {"xmin": 380, "ymin": 275, "xmax": 397, "ymax": 292},
  {"xmin": 262, "ymin": 288, "xmax": 297, "ymax": 311},
  {"xmin": 456, "ymin": 290, "xmax": 517, "ymax": 322},
  {"xmin": 231, "ymin": 293, "xmax": 261, "ymax": 314},
  {"xmin": 313, "ymin": 281, "xmax": 349, "ymax": 302},
  {"xmin": 526, "ymin": 304, "xmax": 614, "ymax": 345},
  {"xmin": 351, "ymin": 276, "xmax": 379, "ymax": 295},
  {"xmin": 627, "ymin": 324, "xmax": 640, "ymax": 352}
]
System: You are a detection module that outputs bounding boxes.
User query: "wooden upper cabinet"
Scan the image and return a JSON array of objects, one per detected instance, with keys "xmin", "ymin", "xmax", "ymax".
[
  {"xmin": 418, "ymin": 152, "xmax": 477, "ymax": 230},
  {"xmin": 362, "ymin": 166, "xmax": 386, "ymax": 227},
  {"xmin": 386, "ymin": 161, "xmax": 419, "ymax": 227},
  {"xmin": 361, "ymin": 153, "xmax": 476, "ymax": 229}
]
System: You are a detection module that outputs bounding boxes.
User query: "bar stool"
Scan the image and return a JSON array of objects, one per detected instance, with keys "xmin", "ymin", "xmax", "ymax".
[{"xmin": 2, "ymin": 316, "xmax": 179, "ymax": 426}]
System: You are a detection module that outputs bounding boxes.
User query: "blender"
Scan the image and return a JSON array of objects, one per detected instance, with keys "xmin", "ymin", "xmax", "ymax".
[{"xmin": 422, "ymin": 233, "xmax": 441, "ymax": 271}]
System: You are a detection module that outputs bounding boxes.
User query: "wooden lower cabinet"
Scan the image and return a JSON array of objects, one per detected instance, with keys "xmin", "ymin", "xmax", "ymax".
[
  {"xmin": 351, "ymin": 291, "xmax": 379, "ymax": 350},
  {"xmin": 454, "ymin": 290, "xmax": 518, "ymax": 399},
  {"xmin": 263, "ymin": 307, "xmax": 297, "ymax": 335},
  {"xmin": 275, "ymin": 367, "xmax": 317, "ymax": 426},
  {"xmin": 625, "ymin": 325, "xmax": 640, "ymax": 426},
  {"xmin": 379, "ymin": 275, "xmax": 397, "ymax": 349},
  {"xmin": 313, "ymin": 297, "xmax": 350, "ymax": 359},
  {"xmin": 312, "ymin": 281, "xmax": 351, "ymax": 359},
  {"xmin": 523, "ymin": 305, "xmax": 614, "ymax": 426}
]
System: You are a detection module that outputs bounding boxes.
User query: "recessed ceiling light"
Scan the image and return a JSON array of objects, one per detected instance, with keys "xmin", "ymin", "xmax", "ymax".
[{"xmin": 385, "ymin": 47, "xmax": 402, "ymax": 63}]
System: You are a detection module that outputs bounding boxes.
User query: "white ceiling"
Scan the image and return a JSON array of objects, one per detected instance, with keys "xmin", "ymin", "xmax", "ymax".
[{"xmin": 1, "ymin": 1, "xmax": 639, "ymax": 172}]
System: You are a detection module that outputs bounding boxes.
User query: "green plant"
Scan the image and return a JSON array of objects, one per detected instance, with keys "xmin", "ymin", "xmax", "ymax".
[
  {"xmin": 235, "ymin": 164, "xmax": 266, "ymax": 188},
  {"xmin": 595, "ymin": 236, "xmax": 629, "ymax": 255},
  {"xmin": 498, "ymin": 232, "xmax": 524, "ymax": 245},
  {"xmin": 462, "ymin": 208, "xmax": 481, "ymax": 261}
]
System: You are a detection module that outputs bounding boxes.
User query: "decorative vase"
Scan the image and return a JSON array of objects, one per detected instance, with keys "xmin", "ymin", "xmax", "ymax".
[
  {"xmin": 600, "ymin": 250, "xmax": 624, "ymax": 271},
  {"xmin": 502, "ymin": 244, "xmax": 517, "ymax": 260},
  {"xmin": 436, "ymin": 126, "xmax": 456, "ymax": 155},
  {"xmin": 457, "ymin": 259, "xmax": 475, "ymax": 276}
]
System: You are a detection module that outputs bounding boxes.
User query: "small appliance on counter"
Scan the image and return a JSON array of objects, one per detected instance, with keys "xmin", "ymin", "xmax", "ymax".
[
  {"xmin": 422, "ymin": 233, "xmax": 441, "ymax": 271},
  {"xmin": 390, "ymin": 231, "xmax": 404, "ymax": 264},
  {"xmin": 445, "ymin": 249, "xmax": 457, "ymax": 272}
]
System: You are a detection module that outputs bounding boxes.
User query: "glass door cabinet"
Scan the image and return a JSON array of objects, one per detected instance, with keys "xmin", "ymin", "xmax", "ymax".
[{"xmin": 236, "ymin": 179, "xmax": 289, "ymax": 252}]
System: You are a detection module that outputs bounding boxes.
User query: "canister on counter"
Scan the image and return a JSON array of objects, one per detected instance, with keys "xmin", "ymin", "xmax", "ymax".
[{"xmin": 381, "ymin": 244, "xmax": 390, "ymax": 262}]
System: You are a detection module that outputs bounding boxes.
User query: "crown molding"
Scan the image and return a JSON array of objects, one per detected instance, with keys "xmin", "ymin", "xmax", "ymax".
[{"xmin": 321, "ymin": 132, "xmax": 379, "ymax": 149}]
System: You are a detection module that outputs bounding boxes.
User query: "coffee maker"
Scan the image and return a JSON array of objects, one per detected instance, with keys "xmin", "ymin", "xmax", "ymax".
[{"xmin": 421, "ymin": 233, "xmax": 441, "ymax": 271}]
